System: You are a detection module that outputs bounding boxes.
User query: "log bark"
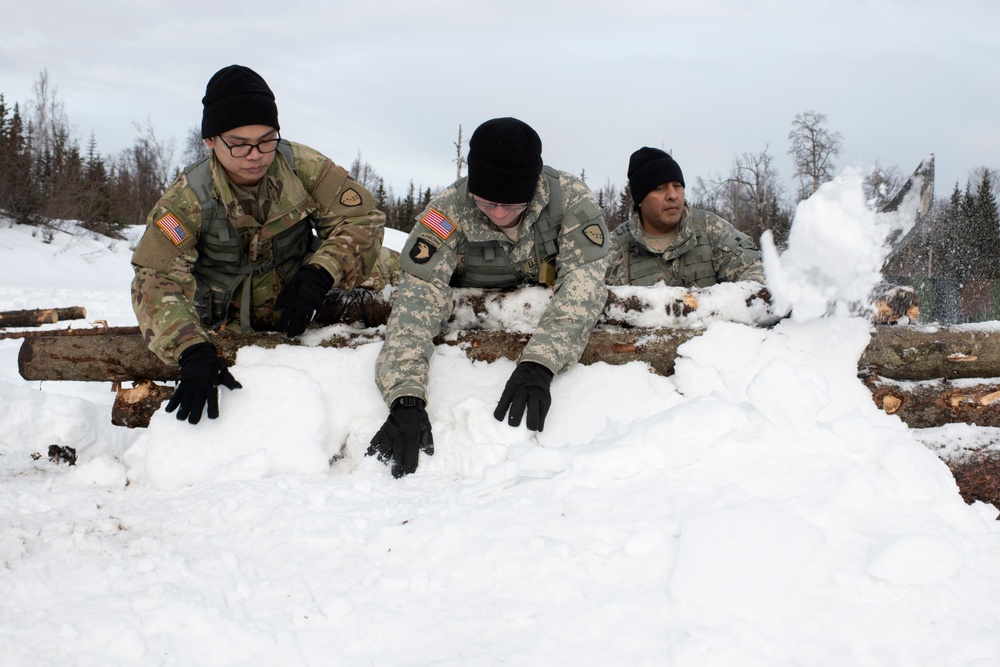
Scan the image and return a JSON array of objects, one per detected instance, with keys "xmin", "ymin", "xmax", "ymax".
[
  {"xmin": 865, "ymin": 378, "xmax": 1000, "ymax": 429},
  {"xmin": 862, "ymin": 326, "xmax": 1000, "ymax": 381},
  {"xmin": 0, "ymin": 306, "xmax": 87, "ymax": 328},
  {"xmin": 20, "ymin": 324, "xmax": 1000, "ymax": 384}
]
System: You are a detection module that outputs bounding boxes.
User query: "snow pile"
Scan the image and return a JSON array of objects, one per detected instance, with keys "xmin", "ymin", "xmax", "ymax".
[{"xmin": 2, "ymin": 171, "xmax": 1000, "ymax": 666}]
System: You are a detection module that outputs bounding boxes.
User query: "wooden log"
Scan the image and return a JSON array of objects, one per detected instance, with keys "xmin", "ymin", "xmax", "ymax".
[
  {"xmin": 20, "ymin": 323, "xmax": 1000, "ymax": 385},
  {"xmin": 948, "ymin": 452, "xmax": 1000, "ymax": 508},
  {"xmin": 862, "ymin": 326, "xmax": 1000, "ymax": 381},
  {"xmin": 0, "ymin": 306, "xmax": 87, "ymax": 328},
  {"xmin": 0, "ymin": 324, "xmax": 139, "ymax": 340},
  {"xmin": 111, "ymin": 381, "xmax": 176, "ymax": 429},
  {"xmin": 865, "ymin": 378, "xmax": 1000, "ymax": 429}
]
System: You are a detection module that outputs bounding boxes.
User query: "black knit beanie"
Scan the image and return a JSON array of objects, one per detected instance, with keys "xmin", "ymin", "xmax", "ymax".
[
  {"xmin": 627, "ymin": 147, "xmax": 685, "ymax": 207},
  {"xmin": 201, "ymin": 65, "xmax": 280, "ymax": 139},
  {"xmin": 467, "ymin": 117, "xmax": 543, "ymax": 204}
]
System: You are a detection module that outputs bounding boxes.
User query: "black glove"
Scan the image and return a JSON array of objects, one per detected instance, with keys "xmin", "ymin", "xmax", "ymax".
[
  {"xmin": 367, "ymin": 397, "xmax": 434, "ymax": 478},
  {"xmin": 275, "ymin": 265, "xmax": 334, "ymax": 337},
  {"xmin": 494, "ymin": 361, "xmax": 554, "ymax": 432},
  {"xmin": 165, "ymin": 342, "xmax": 242, "ymax": 425}
]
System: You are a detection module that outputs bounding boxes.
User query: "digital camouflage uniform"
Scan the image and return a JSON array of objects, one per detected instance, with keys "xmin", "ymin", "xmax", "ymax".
[
  {"xmin": 131, "ymin": 140, "xmax": 385, "ymax": 364},
  {"xmin": 605, "ymin": 204, "xmax": 764, "ymax": 287},
  {"xmin": 376, "ymin": 169, "xmax": 609, "ymax": 405}
]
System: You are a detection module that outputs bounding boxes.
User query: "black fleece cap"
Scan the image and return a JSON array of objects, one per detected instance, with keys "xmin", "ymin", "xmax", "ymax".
[
  {"xmin": 467, "ymin": 117, "xmax": 543, "ymax": 204},
  {"xmin": 627, "ymin": 147, "xmax": 685, "ymax": 206},
  {"xmin": 201, "ymin": 65, "xmax": 279, "ymax": 139}
]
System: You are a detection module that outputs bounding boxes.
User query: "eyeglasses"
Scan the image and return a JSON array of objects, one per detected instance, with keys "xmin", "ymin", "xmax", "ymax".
[
  {"xmin": 472, "ymin": 196, "xmax": 529, "ymax": 213},
  {"xmin": 217, "ymin": 134, "xmax": 281, "ymax": 158}
]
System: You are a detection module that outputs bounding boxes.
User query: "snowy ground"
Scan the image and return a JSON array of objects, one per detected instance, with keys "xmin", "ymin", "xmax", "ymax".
[{"xmin": 2, "ymin": 170, "xmax": 1000, "ymax": 666}]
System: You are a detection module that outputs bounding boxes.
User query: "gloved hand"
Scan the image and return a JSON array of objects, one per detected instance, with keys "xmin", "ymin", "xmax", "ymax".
[
  {"xmin": 366, "ymin": 397, "xmax": 434, "ymax": 478},
  {"xmin": 275, "ymin": 264, "xmax": 334, "ymax": 337},
  {"xmin": 165, "ymin": 342, "xmax": 242, "ymax": 425},
  {"xmin": 494, "ymin": 361, "xmax": 554, "ymax": 432}
]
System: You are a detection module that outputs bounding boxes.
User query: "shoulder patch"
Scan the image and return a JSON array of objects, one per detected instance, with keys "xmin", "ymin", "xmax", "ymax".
[
  {"xmin": 420, "ymin": 209, "xmax": 455, "ymax": 240},
  {"xmin": 155, "ymin": 213, "xmax": 189, "ymax": 246},
  {"xmin": 340, "ymin": 188, "xmax": 362, "ymax": 207},
  {"xmin": 409, "ymin": 237, "xmax": 438, "ymax": 264},
  {"xmin": 582, "ymin": 223, "xmax": 605, "ymax": 247}
]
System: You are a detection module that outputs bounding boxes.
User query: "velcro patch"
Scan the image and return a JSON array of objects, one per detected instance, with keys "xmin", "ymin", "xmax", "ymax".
[
  {"xmin": 420, "ymin": 209, "xmax": 455, "ymax": 240},
  {"xmin": 155, "ymin": 213, "xmax": 189, "ymax": 246},
  {"xmin": 582, "ymin": 223, "xmax": 605, "ymax": 246},
  {"xmin": 409, "ymin": 237, "xmax": 438, "ymax": 264},
  {"xmin": 340, "ymin": 188, "xmax": 362, "ymax": 207}
]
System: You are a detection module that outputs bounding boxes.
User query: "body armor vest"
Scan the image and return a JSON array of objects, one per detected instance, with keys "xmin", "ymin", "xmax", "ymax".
[
  {"xmin": 184, "ymin": 141, "xmax": 317, "ymax": 328},
  {"xmin": 452, "ymin": 167, "xmax": 564, "ymax": 288},
  {"xmin": 616, "ymin": 209, "xmax": 719, "ymax": 287}
]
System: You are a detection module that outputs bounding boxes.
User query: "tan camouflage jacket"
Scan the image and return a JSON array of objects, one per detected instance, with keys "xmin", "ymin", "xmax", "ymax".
[
  {"xmin": 605, "ymin": 204, "xmax": 765, "ymax": 287},
  {"xmin": 131, "ymin": 141, "xmax": 384, "ymax": 364},
  {"xmin": 375, "ymin": 169, "xmax": 609, "ymax": 405}
]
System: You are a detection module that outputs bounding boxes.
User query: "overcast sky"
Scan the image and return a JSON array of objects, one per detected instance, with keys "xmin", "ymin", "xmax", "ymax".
[{"xmin": 3, "ymin": 0, "xmax": 998, "ymax": 203}]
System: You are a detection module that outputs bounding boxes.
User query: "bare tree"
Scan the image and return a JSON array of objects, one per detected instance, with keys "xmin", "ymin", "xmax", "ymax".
[
  {"xmin": 348, "ymin": 151, "xmax": 381, "ymax": 192},
  {"xmin": 691, "ymin": 146, "xmax": 791, "ymax": 246},
  {"xmin": 110, "ymin": 120, "xmax": 176, "ymax": 226},
  {"xmin": 788, "ymin": 110, "xmax": 843, "ymax": 200},
  {"xmin": 182, "ymin": 126, "xmax": 210, "ymax": 166},
  {"xmin": 454, "ymin": 125, "xmax": 465, "ymax": 180}
]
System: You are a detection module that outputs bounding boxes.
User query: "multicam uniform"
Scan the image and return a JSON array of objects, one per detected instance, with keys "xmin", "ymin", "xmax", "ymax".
[
  {"xmin": 605, "ymin": 204, "xmax": 765, "ymax": 287},
  {"xmin": 131, "ymin": 140, "xmax": 384, "ymax": 364},
  {"xmin": 375, "ymin": 168, "xmax": 609, "ymax": 405}
]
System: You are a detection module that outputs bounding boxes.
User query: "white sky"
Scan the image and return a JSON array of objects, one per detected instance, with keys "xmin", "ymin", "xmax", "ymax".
[{"xmin": 2, "ymin": 0, "xmax": 998, "ymax": 199}]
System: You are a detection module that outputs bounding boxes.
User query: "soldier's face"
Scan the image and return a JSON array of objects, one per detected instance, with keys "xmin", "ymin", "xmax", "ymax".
[
  {"xmin": 473, "ymin": 196, "xmax": 529, "ymax": 229},
  {"xmin": 205, "ymin": 125, "xmax": 279, "ymax": 186},
  {"xmin": 638, "ymin": 181, "xmax": 685, "ymax": 234}
]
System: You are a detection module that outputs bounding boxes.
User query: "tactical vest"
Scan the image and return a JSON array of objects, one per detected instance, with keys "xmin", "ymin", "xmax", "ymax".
[
  {"xmin": 185, "ymin": 140, "xmax": 317, "ymax": 330},
  {"xmin": 615, "ymin": 209, "xmax": 719, "ymax": 287},
  {"xmin": 452, "ymin": 167, "xmax": 564, "ymax": 288}
]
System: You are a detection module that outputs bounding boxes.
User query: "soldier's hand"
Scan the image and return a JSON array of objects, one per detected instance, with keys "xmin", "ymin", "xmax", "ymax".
[
  {"xmin": 275, "ymin": 265, "xmax": 334, "ymax": 337},
  {"xmin": 494, "ymin": 361, "xmax": 554, "ymax": 432},
  {"xmin": 165, "ymin": 342, "xmax": 242, "ymax": 425},
  {"xmin": 367, "ymin": 397, "xmax": 434, "ymax": 478}
]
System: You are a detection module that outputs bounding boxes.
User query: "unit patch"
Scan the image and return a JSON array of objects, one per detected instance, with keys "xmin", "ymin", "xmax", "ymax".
[
  {"xmin": 340, "ymin": 188, "xmax": 363, "ymax": 207},
  {"xmin": 409, "ymin": 237, "xmax": 438, "ymax": 264},
  {"xmin": 582, "ymin": 224, "xmax": 605, "ymax": 247},
  {"xmin": 155, "ymin": 213, "xmax": 189, "ymax": 246},
  {"xmin": 420, "ymin": 209, "xmax": 455, "ymax": 240}
]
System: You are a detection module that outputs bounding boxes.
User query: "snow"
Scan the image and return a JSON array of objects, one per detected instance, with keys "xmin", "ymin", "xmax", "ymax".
[{"xmin": 3, "ymin": 173, "xmax": 1000, "ymax": 666}]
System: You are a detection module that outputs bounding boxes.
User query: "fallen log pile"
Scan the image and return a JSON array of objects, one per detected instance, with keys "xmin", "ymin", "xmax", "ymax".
[
  {"xmin": 13, "ymin": 284, "xmax": 1000, "ymax": 508},
  {"xmin": 0, "ymin": 306, "xmax": 87, "ymax": 331}
]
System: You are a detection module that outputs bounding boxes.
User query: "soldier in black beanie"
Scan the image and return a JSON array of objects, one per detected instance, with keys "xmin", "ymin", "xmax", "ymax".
[
  {"xmin": 369, "ymin": 117, "xmax": 610, "ymax": 478},
  {"xmin": 605, "ymin": 146, "xmax": 765, "ymax": 288},
  {"xmin": 130, "ymin": 64, "xmax": 385, "ymax": 425}
]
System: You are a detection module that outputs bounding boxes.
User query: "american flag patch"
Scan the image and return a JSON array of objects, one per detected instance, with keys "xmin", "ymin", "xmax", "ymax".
[
  {"xmin": 420, "ymin": 209, "xmax": 455, "ymax": 240},
  {"xmin": 155, "ymin": 213, "xmax": 189, "ymax": 246}
]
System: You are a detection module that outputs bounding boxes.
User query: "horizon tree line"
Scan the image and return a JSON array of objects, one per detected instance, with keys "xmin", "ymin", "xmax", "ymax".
[{"xmin": 0, "ymin": 71, "xmax": 996, "ymax": 267}]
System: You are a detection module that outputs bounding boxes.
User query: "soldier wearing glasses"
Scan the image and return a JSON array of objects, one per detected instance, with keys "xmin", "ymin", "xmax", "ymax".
[
  {"xmin": 368, "ymin": 117, "xmax": 609, "ymax": 477},
  {"xmin": 131, "ymin": 64, "xmax": 384, "ymax": 424}
]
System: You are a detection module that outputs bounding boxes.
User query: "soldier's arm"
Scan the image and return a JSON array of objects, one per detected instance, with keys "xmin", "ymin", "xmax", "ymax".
[
  {"xmin": 705, "ymin": 213, "xmax": 766, "ymax": 284},
  {"xmin": 521, "ymin": 177, "xmax": 609, "ymax": 374},
  {"xmin": 130, "ymin": 206, "xmax": 211, "ymax": 365},
  {"xmin": 375, "ymin": 218, "xmax": 458, "ymax": 405},
  {"xmin": 296, "ymin": 148, "xmax": 385, "ymax": 290},
  {"xmin": 604, "ymin": 227, "xmax": 627, "ymax": 286}
]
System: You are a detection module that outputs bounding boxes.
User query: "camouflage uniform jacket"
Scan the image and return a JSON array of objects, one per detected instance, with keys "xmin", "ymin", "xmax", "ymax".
[
  {"xmin": 131, "ymin": 140, "xmax": 385, "ymax": 364},
  {"xmin": 605, "ymin": 204, "xmax": 764, "ymax": 287},
  {"xmin": 375, "ymin": 169, "xmax": 609, "ymax": 405}
]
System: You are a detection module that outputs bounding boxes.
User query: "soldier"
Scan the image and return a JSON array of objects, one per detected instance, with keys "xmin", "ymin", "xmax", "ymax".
[
  {"xmin": 368, "ymin": 117, "xmax": 609, "ymax": 477},
  {"xmin": 131, "ymin": 65, "xmax": 384, "ymax": 424},
  {"xmin": 605, "ymin": 147, "xmax": 765, "ymax": 287}
]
